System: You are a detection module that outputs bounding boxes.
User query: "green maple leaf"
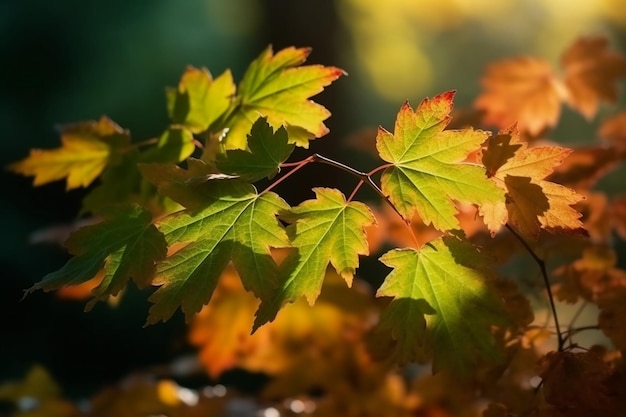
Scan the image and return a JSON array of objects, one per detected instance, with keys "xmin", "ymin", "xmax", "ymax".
[
  {"xmin": 8, "ymin": 117, "xmax": 129, "ymax": 190},
  {"xmin": 166, "ymin": 66, "xmax": 235, "ymax": 133},
  {"xmin": 217, "ymin": 117, "xmax": 295, "ymax": 182},
  {"xmin": 147, "ymin": 180, "xmax": 290, "ymax": 324},
  {"xmin": 254, "ymin": 187, "xmax": 375, "ymax": 329},
  {"xmin": 27, "ymin": 205, "xmax": 167, "ymax": 308},
  {"xmin": 376, "ymin": 236, "xmax": 511, "ymax": 376},
  {"xmin": 376, "ymin": 91, "xmax": 504, "ymax": 231},
  {"xmin": 221, "ymin": 46, "xmax": 345, "ymax": 149}
]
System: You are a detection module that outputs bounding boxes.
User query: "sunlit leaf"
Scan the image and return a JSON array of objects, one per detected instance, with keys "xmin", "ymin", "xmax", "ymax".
[
  {"xmin": 8, "ymin": 117, "xmax": 129, "ymax": 190},
  {"xmin": 254, "ymin": 188, "xmax": 375, "ymax": 328},
  {"xmin": 166, "ymin": 66, "xmax": 235, "ymax": 133},
  {"xmin": 375, "ymin": 236, "xmax": 511, "ymax": 376},
  {"xmin": 376, "ymin": 91, "xmax": 504, "ymax": 232},
  {"xmin": 147, "ymin": 180, "xmax": 290, "ymax": 324},
  {"xmin": 222, "ymin": 46, "xmax": 345, "ymax": 149},
  {"xmin": 481, "ymin": 126, "xmax": 585, "ymax": 238}
]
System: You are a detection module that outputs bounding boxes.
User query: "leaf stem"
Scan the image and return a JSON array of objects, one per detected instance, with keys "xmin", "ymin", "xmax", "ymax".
[
  {"xmin": 505, "ymin": 224, "xmax": 564, "ymax": 351},
  {"xmin": 263, "ymin": 155, "xmax": 316, "ymax": 194},
  {"xmin": 310, "ymin": 154, "xmax": 402, "ymax": 218},
  {"xmin": 562, "ymin": 324, "xmax": 600, "ymax": 346}
]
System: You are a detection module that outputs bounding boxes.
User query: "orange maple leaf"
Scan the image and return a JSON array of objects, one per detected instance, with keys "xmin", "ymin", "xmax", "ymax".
[
  {"xmin": 562, "ymin": 36, "xmax": 626, "ymax": 119},
  {"xmin": 548, "ymin": 145, "xmax": 625, "ymax": 190},
  {"xmin": 474, "ymin": 57, "xmax": 565, "ymax": 136},
  {"xmin": 480, "ymin": 127, "xmax": 585, "ymax": 238},
  {"xmin": 598, "ymin": 111, "xmax": 626, "ymax": 148},
  {"xmin": 475, "ymin": 36, "xmax": 626, "ymax": 137}
]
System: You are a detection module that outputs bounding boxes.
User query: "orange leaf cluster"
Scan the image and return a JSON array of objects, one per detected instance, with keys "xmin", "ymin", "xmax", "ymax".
[{"xmin": 475, "ymin": 36, "xmax": 626, "ymax": 136}]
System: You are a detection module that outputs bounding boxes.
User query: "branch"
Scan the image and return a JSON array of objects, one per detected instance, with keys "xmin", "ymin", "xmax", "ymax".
[{"xmin": 506, "ymin": 224, "xmax": 564, "ymax": 351}]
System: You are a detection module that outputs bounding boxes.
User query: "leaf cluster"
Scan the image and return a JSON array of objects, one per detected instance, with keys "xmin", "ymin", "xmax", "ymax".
[{"xmin": 7, "ymin": 36, "xmax": 626, "ymax": 416}]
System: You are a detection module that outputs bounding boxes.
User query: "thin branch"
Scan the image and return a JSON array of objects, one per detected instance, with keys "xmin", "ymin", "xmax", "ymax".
[
  {"xmin": 506, "ymin": 224, "xmax": 564, "ymax": 351},
  {"xmin": 565, "ymin": 301, "xmax": 589, "ymax": 348},
  {"xmin": 562, "ymin": 325, "xmax": 601, "ymax": 345},
  {"xmin": 262, "ymin": 155, "xmax": 315, "ymax": 194},
  {"xmin": 310, "ymin": 154, "xmax": 402, "ymax": 218}
]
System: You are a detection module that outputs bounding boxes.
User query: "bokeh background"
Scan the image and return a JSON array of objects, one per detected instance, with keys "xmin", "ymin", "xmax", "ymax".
[{"xmin": 2, "ymin": 0, "xmax": 626, "ymax": 399}]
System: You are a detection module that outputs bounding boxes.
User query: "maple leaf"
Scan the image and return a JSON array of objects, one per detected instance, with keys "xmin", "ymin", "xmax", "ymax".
[
  {"xmin": 27, "ymin": 205, "xmax": 167, "ymax": 308},
  {"xmin": 147, "ymin": 179, "xmax": 290, "ymax": 324},
  {"xmin": 599, "ymin": 111, "xmax": 626, "ymax": 147},
  {"xmin": 553, "ymin": 245, "xmax": 623, "ymax": 304},
  {"xmin": 8, "ymin": 117, "xmax": 130, "ymax": 190},
  {"xmin": 254, "ymin": 188, "xmax": 375, "ymax": 328},
  {"xmin": 474, "ymin": 57, "xmax": 564, "ymax": 136},
  {"xmin": 375, "ymin": 236, "xmax": 511, "ymax": 376},
  {"xmin": 221, "ymin": 46, "xmax": 345, "ymax": 149},
  {"xmin": 537, "ymin": 350, "xmax": 618, "ymax": 415},
  {"xmin": 166, "ymin": 66, "xmax": 235, "ymax": 133},
  {"xmin": 548, "ymin": 145, "xmax": 625, "ymax": 190},
  {"xmin": 376, "ymin": 91, "xmax": 504, "ymax": 232},
  {"xmin": 481, "ymin": 126, "xmax": 585, "ymax": 238},
  {"xmin": 562, "ymin": 36, "xmax": 626, "ymax": 119},
  {"xmin": 216, "ymin": 117, "xmax": 295, "ymax": 182}
]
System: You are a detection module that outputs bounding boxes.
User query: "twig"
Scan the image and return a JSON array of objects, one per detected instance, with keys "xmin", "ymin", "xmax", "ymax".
[{"xmin": 506, "ymin": 224, "xmax": 564, "ymax": 351}]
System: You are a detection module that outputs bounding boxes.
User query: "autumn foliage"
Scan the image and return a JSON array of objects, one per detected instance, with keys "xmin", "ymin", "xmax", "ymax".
[{"xmin": 5, "ymin": 36, "xmax": 626, "ymax": 416}]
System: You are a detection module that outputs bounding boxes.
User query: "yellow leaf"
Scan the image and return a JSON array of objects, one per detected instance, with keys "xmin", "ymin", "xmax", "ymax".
[{"xmin": 8, "ymin": 117, "xmax": 129, "ymax": 190}]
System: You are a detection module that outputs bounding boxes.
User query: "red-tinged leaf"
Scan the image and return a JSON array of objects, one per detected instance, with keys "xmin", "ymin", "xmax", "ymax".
[
  {"xmin": 474, "ymin": 57, "xmax": 565, "ymax": 136},
  {"xmin": 481, "ymin": 127, "xmax": 585, "ymax": 238},
  {"xmin": 377, "ymin": 91, "xmax": 504, "ymax": 232},
  {"xmin": 8, "ymin": 117, "xmax": 129, "ymax": 190},
  {"xmin": 222, "ymin": 46, "xmax": 345, "ymax": 149},
  {"xmin": 375, "ymin": 236, "xmax": 511, "ymax": 377},
  {"xmin": 562, "ymin": 36, "xmax": 626, "ymax": 119}
]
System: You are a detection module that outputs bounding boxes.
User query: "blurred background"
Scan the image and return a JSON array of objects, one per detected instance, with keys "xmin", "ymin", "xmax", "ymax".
[{"xmin": 1, "ymin": 0, "xmax": 626, "ymax": 400}]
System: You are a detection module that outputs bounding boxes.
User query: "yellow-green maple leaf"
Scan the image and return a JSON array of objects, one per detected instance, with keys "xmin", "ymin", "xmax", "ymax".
[
  {"xmin": 376, "ymin": 91, "xmax": 504, "ymax": 232},
  {"xmin": 166, "ymin": 66, "xmax": 235, "ymax": 133},
  {"xmin": 222, "ymin": 46, "xmax": 345, "ymax": 149},
  {"xmin": 376, "ymin": 236, "xmax": 511, "ymax": 377},
  {"xmin": 8, "ymin": 117, "xmax": 129, "ymax": 190},
  {"xmin": 254, "ymin": 188, "xmax": 375, "ymax": 329}
]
